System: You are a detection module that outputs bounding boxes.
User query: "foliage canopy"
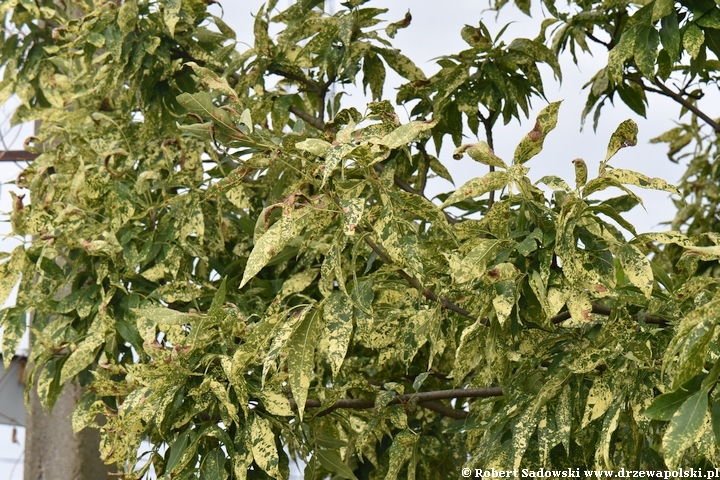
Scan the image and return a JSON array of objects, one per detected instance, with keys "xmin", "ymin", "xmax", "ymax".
[{"xmin": 2, "ymin": 0, "xmax": 720, "ymax": 478}]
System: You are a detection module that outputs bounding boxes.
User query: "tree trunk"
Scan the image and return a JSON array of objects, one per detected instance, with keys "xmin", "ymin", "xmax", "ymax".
[{"xmin": 24, "ymin": 380, "xmax": 113, "ymax": 480}]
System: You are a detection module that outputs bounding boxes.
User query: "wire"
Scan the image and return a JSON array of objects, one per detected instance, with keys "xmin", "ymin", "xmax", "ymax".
[{"xmin": 8, "ymin": 451, "xmax": 23, "ymax": 479}]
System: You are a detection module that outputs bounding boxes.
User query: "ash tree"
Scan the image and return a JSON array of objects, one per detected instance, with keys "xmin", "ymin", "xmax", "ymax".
[{"xmin": 1, "ymin": 0, "xmax": 720, "ymax": 478}]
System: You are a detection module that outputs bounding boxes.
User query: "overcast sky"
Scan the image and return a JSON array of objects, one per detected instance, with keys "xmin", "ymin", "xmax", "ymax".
[{"xmin": 0, "ymin": 0, "xmax": 708, "ymax": 478}]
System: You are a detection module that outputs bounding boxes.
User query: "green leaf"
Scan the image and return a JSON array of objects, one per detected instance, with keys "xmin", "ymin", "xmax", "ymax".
[
  {"xmin": 616, "ymin": 82, "xmax": 647, "ymax": 117},
  {"xmin": 662, "ymin": 388, "xmax": 709, "ymax": 469},
  {"xmin": 167, "ymin": 429, "xmax": 195, "ymax": 474},
  {"xmin": 645, "ymin": 376, "xmax": 704, "ymax": 421},
  {"xmin": 507, "ymin": 38, "xmax": 561, "ymax": 80},
  {"xmin": 429, "ymin": 154, "xmax": 454, "ymax": 184},
  {"xmin": 362, "ymin": 52, "xmax": 386, "ymax": 101},
  {"xmin": 286, "ymin": 310, "xmax": 319, "ymax": 420},
  {"xmin": 440, "ymin": 171, "xmax": 509, "ymax": 208},
  {"xmin": 660, "ymin": 13, "xmax": 681, "ymax": 60},
  {"xmin": 200, "ymin": 449, "xmax": 227, "ymax": 480},
  {"xmin": 712, "ymin": 400, "xmax": 720, "ymax": 447},
  {"xmin": 513, "ymin": 101, "xmax": 562, "ymax": 165},
  {"xmin": 250, "ymin": 415, "xmax": 280, "ymax": 478},
  {"xmin": 316, "ymin": 449, "xmax": 358, "ymax": 480}
]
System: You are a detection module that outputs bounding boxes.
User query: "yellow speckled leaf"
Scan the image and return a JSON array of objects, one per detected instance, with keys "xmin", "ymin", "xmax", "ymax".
[
  {"xmin": 321, "ymin": 293, "xmax": 353, "ymax": 378},
  {"xmin": 618, "ymin": 243, "xmax": 653, "ymax": 299},
  {"xmin": 513, "ymin": 101, "xmax": 561, "ymax": 165},
  {"xmin": 286, "ymin": 309, "xmax": 319, "ymax": 420},
  {"xmin": 582, "ymin": 376, "xmax": 614, "ymax": 428},
  {"xmin": 250, "ymin": 415, "xmax": 280, "ymax": 478}
]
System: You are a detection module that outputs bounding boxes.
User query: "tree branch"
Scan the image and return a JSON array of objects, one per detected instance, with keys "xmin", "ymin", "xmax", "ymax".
[
  {"xmin": 417, "ymin": 142, "xmax": 431, "ymax": 195},
  {"xmin": 270, "ymin": 67, "xmax": 323, "ymax": 92},
  {"xmin": 550, "ymin": 303, "xmax": 668, "ymax": 325},
  {"xmin": 372, "ymin": 163, "xmax": 420, "ymax": 195},
  {"xmin": 585, "ymin": 31, "xmax": 611, "ymax": 49},
  {"xmin": 647, "ymin": 77, "xmax": 720, "ymax": 133},
  {"xmin": 372, "ymin": 163, "xmax": 459, "ymax": 224},
  {"xmin": 364, "ymin": 231, "xmax": 669, "ymax": 327},
  {"xmin": 363, "ymin": 235, "xmax": 474, "ymax": 319},
  {"xmin": 289, "ymin": 106, "xmax": 324, "ymax": 130},
  {"xmin": 290, "ymin": 387, "xmax": 503, "ymax": 418}
]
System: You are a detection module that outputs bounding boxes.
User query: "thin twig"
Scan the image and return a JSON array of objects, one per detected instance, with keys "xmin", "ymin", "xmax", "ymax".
[
  {"xmin": 373, "ymin": 163, "xmax": 420, "ymax": 195},
  {"xmin": 647, "ymin": 77, "xmax": 720, "ymax": 133},
  {"xmin": 363, "ymin": 235, "xmax": 474, "ymax": 319}
]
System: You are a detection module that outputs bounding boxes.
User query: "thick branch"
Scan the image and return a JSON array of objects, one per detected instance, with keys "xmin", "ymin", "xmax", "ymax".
[
  {"xmin": 289, "ymin": 106, "xmax": 324, "ymax": 130},
  {"xmin": 363, "ymin": 235, "xmax": 474, "ymax": 319},
  {"xmin": 270, "ymin": 67, "xmax": 323, "ymax": 92},
  {"xmin": 585, "ymin": 31, "xmax": 611, "ymax": 49},
  {"xmin": 0, "ymin": 150, "xmax": 37, "ymax": 162},
  {"xmin": 291, "ymin": 387, "xmax": 503, "ymax": 418},
  {"xmin": 416, "ymin": 142, "xmax": 431, "ymax": 195}
]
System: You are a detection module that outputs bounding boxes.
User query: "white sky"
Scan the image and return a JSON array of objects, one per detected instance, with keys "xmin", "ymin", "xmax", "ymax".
[{"xmin": 0, "ymin": 0, "xmax": 709, "ymax": 477}]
